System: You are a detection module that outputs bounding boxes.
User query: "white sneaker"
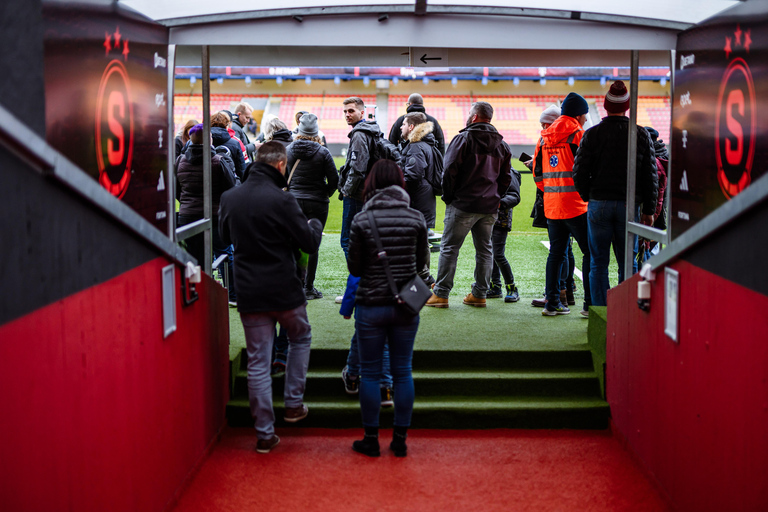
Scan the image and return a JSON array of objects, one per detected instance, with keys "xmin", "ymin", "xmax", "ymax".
[{"xmin": 335, "ymin": 295, "xmax": 344, "ymax": 304}]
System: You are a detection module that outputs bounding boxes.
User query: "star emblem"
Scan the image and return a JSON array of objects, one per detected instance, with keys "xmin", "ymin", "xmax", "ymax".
[
  {"xmin": 103, "ymin": 32, "xmax": 112, "ymax": 55},
  {"xmin": 114, "ymin": 26, "xmax": 122, "ymax": 48},
  {"xmin": 744, "ymin": 29, "xmax": 752, "ymax": 52},
  {"xmin": 724, "ymin": 36, "xmax": 732, "ymax": 59},
  {"xmin": 734, "ymin": 25, "xmax": 742, "ymax": 46},
  {"xmin": 122, "ymin": 39, "xmax": 130, "ymax": 61}
]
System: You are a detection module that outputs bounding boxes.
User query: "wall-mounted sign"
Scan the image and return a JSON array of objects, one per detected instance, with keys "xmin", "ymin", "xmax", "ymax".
[
  {"xmin": 664, "ymin": 267, "xmax": 679, "ymax": 343},
  {"xmin": 671, "ymin": 15, "xmax": 767, "ymax": 239},
  {"xmin": 43, "ymin": 3, "xmax": 170, "ymax": 234}
]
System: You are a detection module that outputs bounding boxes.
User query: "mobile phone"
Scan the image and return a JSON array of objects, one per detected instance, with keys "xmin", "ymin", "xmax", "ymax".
[{"xmin": 519, "ymin": 152, "xmax": 532, "ymax": 161}]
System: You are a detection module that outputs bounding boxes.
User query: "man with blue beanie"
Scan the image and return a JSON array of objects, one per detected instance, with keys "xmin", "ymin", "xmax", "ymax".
[{"xmin": 533, "ymin": 92, "xmax": 592, "ymax": 317}]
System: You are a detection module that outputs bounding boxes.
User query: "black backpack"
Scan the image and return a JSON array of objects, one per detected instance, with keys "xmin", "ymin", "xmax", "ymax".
[
  {"xmin": 366, "ymin": 132, "xmax": 402, "ymax": 171},
  {"xmin": 426, "ymin": 143, "xmax": 444, "ymax": 195}
]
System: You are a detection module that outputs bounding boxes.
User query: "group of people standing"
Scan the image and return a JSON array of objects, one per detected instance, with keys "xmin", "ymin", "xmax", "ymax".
[{"xmin": 181, "ymin": 87, "xmax": 664, "ymax": 458}]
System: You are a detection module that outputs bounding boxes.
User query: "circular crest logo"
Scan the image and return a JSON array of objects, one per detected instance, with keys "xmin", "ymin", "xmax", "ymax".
[
  {"xmin": 715, "ymin": 57, "xmax": 755, "ymax": 199},
  {"xmin": 95, "ymin": 60, "xmax": 134, "ymax": 198},
  {"xmin": 549, "ymin": 155, "xmax": 559, "ymax": 168}
]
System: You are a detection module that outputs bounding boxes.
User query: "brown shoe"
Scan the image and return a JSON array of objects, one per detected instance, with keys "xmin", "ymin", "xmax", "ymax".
[
  {"xmin": 284, "ymin": 404, "xmax": 309, "ymax": 423},
  {"xmin": 463, "ymin": 292, "xmax": 486, "ymax": 307},
  {"xmin": 425, "ymin": 293, "xmax": 449, "ymax": 308},
  {"xmin": 256, "ymin": 435, "xmax": 280, "ymax": 454},
  {"xmin": 531, "ymin": 297, "xmax": 546, "ymax": 308}
]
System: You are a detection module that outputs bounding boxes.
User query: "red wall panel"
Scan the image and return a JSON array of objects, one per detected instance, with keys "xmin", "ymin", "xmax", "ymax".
[
  {"xmin": 0, "ymin": 257, "xmax": 229, "ymax": 512},
  {"xmin": 607, "ymin": 261, "xmax": 768, "ymax": 511}
]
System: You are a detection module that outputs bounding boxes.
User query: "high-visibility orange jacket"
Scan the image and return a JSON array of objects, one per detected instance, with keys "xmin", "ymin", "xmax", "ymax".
[{"xmin": 532, "ymin": 115, "xmax": 587, "ymax": 220}]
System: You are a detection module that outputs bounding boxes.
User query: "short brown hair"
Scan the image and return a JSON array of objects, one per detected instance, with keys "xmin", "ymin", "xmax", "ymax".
[
  {"xmin": 211, "ymin": 112, "xmax": 230, "ymax": 128},
  {"xmin": 343, "ymin": 97, "xmax": 365, "ymax": 110},
  {"xmin": 404, "ymin": 112, "xmax": 427, "ymax": 126},
  {"xmin": 255, "ymin": 141, "xmax": 287, "ymax": 168}
]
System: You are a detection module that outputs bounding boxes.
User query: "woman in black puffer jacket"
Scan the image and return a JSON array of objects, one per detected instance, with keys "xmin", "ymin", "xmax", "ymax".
[
  {"xmin": 286, "ymin": 113, "xmax": 339, "ymax": 299},
  {"xmin": 210, "ymin": 112, "xmax": 246, "ymax": 181},
  {"xmin": 347, "ymin": 160, "xmax": 430, "ymax": 458}
]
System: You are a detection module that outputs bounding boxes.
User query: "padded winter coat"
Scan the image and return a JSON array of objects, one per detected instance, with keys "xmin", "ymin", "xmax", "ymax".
[
  {"xmin": 348, "ymin": 186, "xmax": 430, "ymax": 307},
  {"xmin": 442, "ymin": 122, "xmax": 513, "ymax": 215},
  {"xmin": 176, "ymin": 144, "xmax": 233, "ymax": 217},
  {"xmin": 572, "ymin": 115, "xmax": 658, "ymax": 216},
  {"xmin": 286, "ymin": 139, "xmax": 339, "ymax": 203},
  {"xmin": 388, "ymin": 104, "xmax": 446, "ymax": 155},
  {"xmin": 340, "ymin": 120, "xmax": 383, "ymax": 202},
  {"xmin": 401, "ymin": 121, "xmax": 439, "ymax": 228},
  {"xmin": 211, "ymin": 126, "xmax": 246, "ymax": 180}
]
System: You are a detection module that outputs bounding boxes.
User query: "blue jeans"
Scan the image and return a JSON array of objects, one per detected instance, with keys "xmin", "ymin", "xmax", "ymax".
[
  {"xmin": 546, "ymin": 214, "xmax": 591, "ymax": 309},
  {"xmin": 355, "ymin": 305, "xmax": 419, "ymax": 428},
  {"xmin": 340, "ymin": 196, "xmax": 364, "ymax": 260},
  {"xmin": 490, "ymin": 226, "xmax": 514, "ymax": 288},
  {"xmin": 240, "ymin": 305, "xmax": 312, "ymax": 440},
  {"xmin": 434, "ymin": 205, "xmax": 497, "ymax": 299},
  {"xmin": 346, "ymin": 332, "xmax": 393, "ymax": 387},
  {"xmin": 560, "ymin": 238, "xmax": 575, "ymax": 292},
  {"xmin": 587, "ymin": 200, "xmax": 626, "ymax": 307}
]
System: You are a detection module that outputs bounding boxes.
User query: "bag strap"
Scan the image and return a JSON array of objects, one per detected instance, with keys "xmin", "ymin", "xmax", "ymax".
[
  {"xmin": 366, "ymin": 211, "xmax": 401, "ymax": 301},
  {"xmin": 286, "ymin": 159, "xmax": 301, "ymax": 185}
]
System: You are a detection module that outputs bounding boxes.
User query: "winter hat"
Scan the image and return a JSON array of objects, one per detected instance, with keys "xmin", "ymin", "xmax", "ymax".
[
  {"xmin": 605, "ymin": 81, "xmax": 630, "ymax": 113},
  {"xmin": 560, "ymin": 92, "xmax": 589, "ymax": 118},
  {"xmin": 298, "ymin": 113, "xmax": 319, "ymax": 137},
  {"xmin": 644, "ymin": 126, "xmax": 659, "ymax": 141},
  {"xmin": 539, "ymin": 104, "xmax": 561, "ymax": 125}
]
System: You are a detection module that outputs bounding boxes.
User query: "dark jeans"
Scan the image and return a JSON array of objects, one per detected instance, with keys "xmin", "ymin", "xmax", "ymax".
[
  {"xmin": 546, "ymin": 214, "xmax": 591, "ymax": 309},
  {"xmin": 355, "ymin": 304, "xmax": 419, "ymax": 428},
  {"xmin": 561, "ymin": 238, "xmax": 575, "ymax": 292},
  {"xmin": 587, "ymin": 200, "xmax": 626, "ymax": 307},
  {"xmin": 340, "ymin": 196, "xmax": 364, "ymax": 260},
  {"xmin": 296, "ymin": 199, "xmax": 329, "ymax": 289},
  {"xmin": 490, "ymin": 226, "xmax": 515, "ymax": 288}
]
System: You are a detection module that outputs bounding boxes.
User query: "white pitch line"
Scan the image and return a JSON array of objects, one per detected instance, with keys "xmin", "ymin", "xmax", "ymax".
[{"xmin": 540, "ymin": 241, "xmax": 583, "ymax": 281}]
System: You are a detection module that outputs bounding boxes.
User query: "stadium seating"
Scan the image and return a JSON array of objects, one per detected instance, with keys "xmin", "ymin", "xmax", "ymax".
[{"xmin": 173, "ymin": 93, "xmax": 670, "ymax": 146}]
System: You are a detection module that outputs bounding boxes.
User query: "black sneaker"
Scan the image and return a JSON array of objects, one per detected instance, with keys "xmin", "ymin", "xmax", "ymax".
[
  {"xmin": 271, "ymin": 361, "xmax": 286, "ymax": 377},
  {"xmin": 381, "ymin": 386, "xmax": 394, "ymax": 407},
  {"xmin": 542, "ymin": 302, "xmax": 570, "ymax": 316},
  {"xmin": 486, "ymin": 284, "xmax": 503, "ymax": 299},
  {"xmin": 342, "ymin": 366, "xmax": 359, "ymax": 395},
  {"xmin": 256, "ymin": 435, "xmax": 280, "ymax": 454},
  {"xmin": 304, "ymin": 287, "xmax": 323, "ymax": 300},
  {"xmin": 504, "ymin": 284, "xmax": 520, "ymax": 303}
]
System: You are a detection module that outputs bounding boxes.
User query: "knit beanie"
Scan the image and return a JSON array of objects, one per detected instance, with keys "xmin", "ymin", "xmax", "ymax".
[
  {"xmin": 298, "ymin": 113, "xmax": 319, "ymax": 136},
  {"xmin": 560, "ymin": 93, "xmax": 589, "ymax": 118},
  {"xmin": 644, "ymin": 126, "xmax": 659, "ymax": 141},
  {"xmin": 605, "ymin": 81, "xmax": 630, "ymax": 113},
  {"xmin": 539, "ymin": 104, "xmax": 561, "ymax": 125}
]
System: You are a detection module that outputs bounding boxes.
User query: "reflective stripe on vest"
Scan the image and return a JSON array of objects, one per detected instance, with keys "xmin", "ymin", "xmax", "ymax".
[{"xmin": 544, "ymin": 185, "xmax": 578, "ymax": 193}]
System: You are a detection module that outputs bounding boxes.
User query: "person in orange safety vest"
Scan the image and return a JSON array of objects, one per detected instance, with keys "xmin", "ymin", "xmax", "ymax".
[{"xmin": 532, "ymin": 92, "xmax": 592, "ymax": 317}]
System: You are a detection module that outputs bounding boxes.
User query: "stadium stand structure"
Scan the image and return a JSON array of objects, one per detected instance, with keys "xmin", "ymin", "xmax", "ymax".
[{"xmin": 174, "ymin": 93, "xmax": 670, "ymax": 146}]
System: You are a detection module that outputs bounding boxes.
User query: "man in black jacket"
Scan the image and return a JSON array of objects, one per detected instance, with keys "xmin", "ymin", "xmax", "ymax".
[
  {"xmin": 425, "ymin": 101, "xmax": 512, "ymax": 308},
  {"xmin": 389, "ymin": 93, "xmax": 446, "ymax": 155},
  {"xmin": 572, "ymin": 80, "xmax": 658, "ymax": 307},
  {"xmin": 219, "ymin": 142, "xmax": 323, "ymax": 454},
  {"xmin": 232, "ymin": 102, "xmax": 261, "ymax": 162}
]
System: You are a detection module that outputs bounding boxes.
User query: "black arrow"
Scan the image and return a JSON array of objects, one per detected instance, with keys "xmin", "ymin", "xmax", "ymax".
[{"xmin": 420, "ymin": 54, "xmax": 442, "ymax": 65}]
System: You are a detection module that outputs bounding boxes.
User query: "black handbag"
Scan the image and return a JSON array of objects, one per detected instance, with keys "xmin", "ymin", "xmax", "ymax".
[{"xmin": 366, "ymin": 211, "xmax": 432, "ymax": 315}]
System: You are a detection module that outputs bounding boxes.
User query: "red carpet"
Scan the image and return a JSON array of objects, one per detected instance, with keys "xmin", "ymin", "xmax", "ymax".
[{"xmin": 169, "ymin": 427, "xmax": 671, "ymax": 512}]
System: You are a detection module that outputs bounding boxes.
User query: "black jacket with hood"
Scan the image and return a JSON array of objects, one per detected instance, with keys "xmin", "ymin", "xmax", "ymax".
[
  {"xmin": 219, "ymin": 162, "xmax": 323, "ymax": 313},
  {"xmin": 400, "ymin": 121, "xmax": 439, "ymax": 228},
  {"xmin": 176, "ymin": 144, "xmax": 235, "ymax": 217},
  {"xmin": 286, "ymin": 138, "xmax": 339, "ymax": 203},
  {"xmin": 388, "ymin": 104, "xmax": 446, "ymax": 155},
  {"xmin": 232, "ymin": 118, "xmax": 256, "ymax": 160},
  {"xmin": 211, "ymin": 126, "xmax": 246, "ymax": 180},
  {"xmin": 348, "ymin": 186, "xmax": 430, "ymax": 307},
  {"xmin": 340, "ymin": 120, "xmax": 383, "ymax": 202},
  {"xmin": 442, "ymin": 122, "xmax": 512, "ymax": 215},
  {"xmin": 572, "ymin": 115, "xmax": 658, "ymax": 215}
]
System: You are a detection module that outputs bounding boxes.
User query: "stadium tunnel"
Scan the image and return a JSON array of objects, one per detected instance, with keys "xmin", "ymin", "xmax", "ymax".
[{"xmin": 1, "ymin": 1, "xmax": 767, "ymax": 511}]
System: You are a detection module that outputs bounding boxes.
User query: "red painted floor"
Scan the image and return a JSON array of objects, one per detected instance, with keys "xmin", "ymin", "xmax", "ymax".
[{"xmin": 169, "ymin": 427, "xmax": 671, "ymax": 512}]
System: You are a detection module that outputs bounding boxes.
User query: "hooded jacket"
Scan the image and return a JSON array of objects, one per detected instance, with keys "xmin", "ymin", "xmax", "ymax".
[
  {"xmin": 388, "ymin": 104, "xmax": 446, "ymax": 155},
  {"xmin": 572, "ymin": 115, "xmax": 658, "ymax": 216},
  {"xmin": 286, "ymin": 138, "xmax": 339, "ymax": 203},
  {"xmin": 348, "ymin": 186, "xmax": 430, "ymax": 306},
  {"xmin": 232, "ymin": 117, "xmax": 256, "ymax": 160},
  {"xmin": 533, "ymin": 115, "xmax": 587, "ymax": 220},
  {"xmin": 340, "ymin": 120, "xmax": 383, "ymax": 202},
  {"xmin": 442, "ymin": 122, "xmax": 512, "ymax": 215},
  {"xmin": 219, "ymin": 162, "xmax": 323, "ymax": 313},
  {"xmin": 211, "ymin": 126, "xmax": 246, "ymax": 180},
  {"xmin": 495, "ymin": 168, "xmax": 522, "ymax": 231},
  {"xmin": 401, "ymin": 121, "xmax": 439, "ymax": 228},
  {"xmin": 269, "ymin": 128, "xmax": 294, "ymax": 148},
  {"xmin": 176, "ymin": 144, "xmax": 233, "ymax": 217}
]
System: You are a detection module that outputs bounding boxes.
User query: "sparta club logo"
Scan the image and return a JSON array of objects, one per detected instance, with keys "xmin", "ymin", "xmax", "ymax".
[
  {"xmin": 95, "ymin": 27, "xmax": 133, "ymax": 198},
  {"xmin": 715, "ymin": 25, "xmax": 755, "ymax": 199}
]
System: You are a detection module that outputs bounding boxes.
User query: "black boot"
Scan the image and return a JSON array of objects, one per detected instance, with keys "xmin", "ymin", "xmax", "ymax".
[
  {"xmin": 390, "ymin": 426, "xmax": 408, "ymax": 457},
  {"xmin": 352, "ymin": 427, "xmax": 380, "ymax": 457}
]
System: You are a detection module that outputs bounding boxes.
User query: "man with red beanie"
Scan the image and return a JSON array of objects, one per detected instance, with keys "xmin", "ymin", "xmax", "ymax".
[
  {"xmin": 533, "ymin": 92, "xmax": 592, "ymax": 316},
  {"xmin": 572, "ymin": 80, "xmax": 658, "ymax": 307}
]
